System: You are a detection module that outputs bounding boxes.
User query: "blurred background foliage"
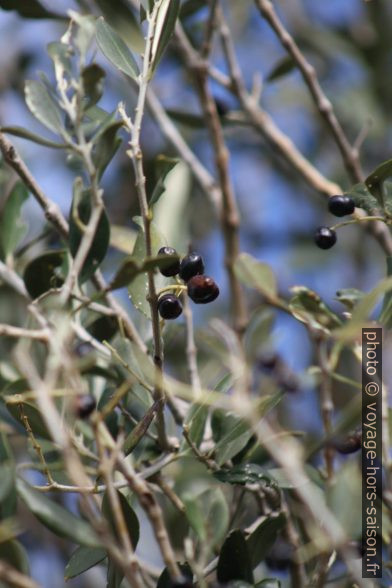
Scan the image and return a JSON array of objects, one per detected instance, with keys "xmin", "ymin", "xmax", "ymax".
[{"xmin": 0, "ymin": 0, "xmax": 391, "ymax": 586}]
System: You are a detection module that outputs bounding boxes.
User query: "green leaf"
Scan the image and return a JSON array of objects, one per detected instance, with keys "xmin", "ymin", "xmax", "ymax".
[
  {"xmin": 112, "ymin": 338, "xmax": 155, "ymax": 390},
  {"xmin": 17, "ymin": 478, "xmax": 101, "ymax": 547},
  {"xmin": 102, "ymin": 490, "xmax": 140, "ymax": 548},
  {"xmin": 5, "ymin": 379, "xmax": 52, "ymax": 440},
  {"xmin": 0, "ymin": 540, "xmax": 29, "ymax": 574},
  {"xmin": 123, "ymin": 400, "xmax": 159, "ymax": 455},
  {"xmin": 47, "ymin": 41, "xmax": 72, "ymax": 75},
  {"xmin": 183, "ymin": 498, "xmax": 205, "ymax": 542},
  {"xmin": 0, "ymin": 126, "xmax": 66, "ymax": 148},
  {"xmin": 0, "ymin": 434, "xmax": 16, "ymax": 520},
  {"xmin": 217, "ymin": 530, "xmax": 254, "ymax": 584},
  {"xmin": 69, "ymin": 179, "xmax": 110, "ymax": 283},
  {"xmin": 246, "ymin": 514, "xmax": 286, "ymax": 568},
  {"xmin": 87, "ymin": 108, "xmax": 119, "ymax": 142},
  {"xmin": 107, "ymin": 558, "xmax": 123, "ymax": 588},
  {"xmin": 65, "ymin": 546, "xmax": 106, "ymax": 580},
  {"xmin": 92, "ymin": 120, "xmax": 123, "ymax": 180},
  {"xmin": 69, "ymin": 11, "xmax": 96, "ymax": 59},
  {"xmin": 96, "ymin": 17, "xmax": 139, "ymax": 80},
  {"xmin": 255, "ymin": 580, "xmax": 281, "ymax": 588},
  {"xmin": 206, "ymin": 488, "xmax": 229, "ymax": 547},
  {"xmin": 0, "ymin": 463, "xmax": 15, "ymax": 503},
  {"xmin": 149, "ymin": 156, "xmax": 180, "ymax": 206},
  {"xmin": 166, "ymin": 109, "xmax": 207, "ymax": 129},
  {"xmin": 157, "ymin": 562, "xmax": 193, "ymax": 587},
  {"xmin": 150, "ymin": 0, "xmax": 180, "ymax": 71},
  {"xmin": 181, "ymin": 403, "xmax": 208, "ymax": 452},
  {"xmin": 289, "ymin": 286, "xmax": 341, "ymax": 333},
  {"xmin": 108, "ymin": 257, "xmax": 141, "ymax": 290},
  {"xmin": 109, "ymin": 253, "xmax": 179, "ymax": 291},
  {"xmin": 234, "ymin": 253, "xmax": 277, "ymax": 300},
  {"xmin": 244, "ymin": 307, "xmax": 275, "ymax": 361},
  {"xmin": 365, "ymin": 159, "xmax": 392, "ymax": 209},
  {"xmin": 0, "ymin": 0, "xmax": 65, "ymax": 19},
  {"xmin": 347, "ymin": 183, "xmax": 379, "ymax": 215},
  {"xmin": 328, "ymin": 462, "xmax": 362, "ymax": 538},
  {"xmin": 184, "ymin": 487, "xmax": 229, "ymax": 547},
  {"xmin": 0, "ymin": 432, "xmax": 13, "ymax": 461},
  {"xmin": 127, "ymin": 217, "xmax": 167, "ymax": 318},
  {"xmin": 23, "ymin": 250, "xmax": 67, "ymax": 298},
  {"xmin": 379, "ymin": 256, "xmax": 392, "ymax": 327},
  {"xmin": 214, "ymin": 464, "xmax": 277, "ymax": 487},
  {"xmin": 94, "ymin": 0, "xmax": 144, "ymax": 53},
  {"xmin": 335, "ymin": 288, "xmax": 365, "ymax": 310},
  {"xmin": 266, "ymin": 56, "xmax": 295, "ymax": 82},
  {"xmin": 335, "ymin": 275, "xmax": 392, "ymax": 340},
  {"xmin": 0, "ymin": 182, "xmax": 28, "ymax": 260},
  {"xmin": 212, "ymin": 412, "xmax": 253, "ymax": 466},
  {"xmin": 82, "ymin": 63, "xmax": 106, "ymax": 109},
  {"xmin": 24, "ymin": 80, "xmax": 64, "ymax": 136}
]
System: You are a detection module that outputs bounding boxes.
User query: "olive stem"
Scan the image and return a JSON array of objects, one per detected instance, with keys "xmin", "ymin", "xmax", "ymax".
[
  {"xmin": 157, "ymin": 284, "xmax": 187, "ymax": 297},
  {"xmin": 331, "ymin": 215, "xmax": 386, "ymax": 230}
]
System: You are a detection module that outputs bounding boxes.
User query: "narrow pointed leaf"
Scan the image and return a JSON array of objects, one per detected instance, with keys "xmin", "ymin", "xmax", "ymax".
[
  {"xmin": 0, "ymin": 540, "xmax": 29, "ymax": 574},
  {"xmin": 0, "ymin": 126, "xmax": 66, "ymax": 148},
  {"xmin": 123, "ymin": 400, "xmax": 159, "ymax": 455},
  {"xmin": 65, "ymin": 546, "xmax": 106, "ymax": 580},
  {"xmin": 157, "ymin": 562, "xmax": 193, "ymax": 587},
  {"xmin": 150, "ymin": 0, "xmax": 180, "ymax": 71},
  {"xmin": 25, "ymin": 80, "xmax": 64, "ymax": 135},
  {"xmin": 246, "ymin": 514, "xmax": 286, "ymax": 567},
  {"xmin": 217, "ymin": 530, "xmax": 254, "ymax": 584},
  {"xmin": 69, "ymin": 179, "xmax": 110, "ymax": 283},
  {"xmin": 0, "ymin": 182, "xmax": 29, "ymax": 259},
  {"xmin": 23, "ymin": 250, "xmax": 67, "ymax": 298},
  {"xmin": 234, "ymin": 253, "xmax": 277, "ymax": 300},
  {"xmin": 96, "ymin": 17, "xmax": 139, "ymax": 80},
  {"xmin": 102, "ymin": 490, "xmax": 139, "ymax": 548},
  {"xmin": 17, "ymin": 478, "xmax": 101, "ymax": 547}
]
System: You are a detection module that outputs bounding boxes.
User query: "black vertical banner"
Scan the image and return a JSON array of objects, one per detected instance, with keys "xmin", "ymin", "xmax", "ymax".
[{"xmin": 362, "ymin": 328, "xmax": 382, "ymax": 579}]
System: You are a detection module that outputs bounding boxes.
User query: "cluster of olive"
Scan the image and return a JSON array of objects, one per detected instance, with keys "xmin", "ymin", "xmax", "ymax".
[{"xmin": 157, "ymin": 247, "xmax": 219, "ymax": 320}]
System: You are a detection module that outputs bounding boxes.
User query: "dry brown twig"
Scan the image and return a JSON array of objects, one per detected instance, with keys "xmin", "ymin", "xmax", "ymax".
[
  {"xmin": 0, "ymin": 561, "xmax": 41, "ymax": 588},
  {"xmin": 174, "ymin": 22, "xmax": 248, "ymax": 335}
]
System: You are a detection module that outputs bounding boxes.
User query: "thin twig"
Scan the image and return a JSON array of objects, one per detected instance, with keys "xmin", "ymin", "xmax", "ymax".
[
  {"xmin": 14, "ymin": 347, "xmax": 145, "ymax": 582},
  {"xmin": 121, "ymin": 2, "xmax": 172, "ymax": 449},
  {"xmin": 200, "ymin": 0, "xmax": 219, "ymax": 59},
  {"xmin": 95, "ymin": 429, "xmax": 144, "ymax": 588},
  {"xmin": 254, "ymin": 0, "xmax": 362, "ymax": 183},
  {"xmin": 175, "ymin": 23, "xmax": 248, "ymax": 335},
  {"xmin": 0, "ymin": 324, "xmax": 49, "ymax": 341},
  {"xmin": 116, "ymin": 452, "xmax": 182, "ymax": 582},
  {"xmin": 151, "ymin": 474, "xmax": 186, "ymax": 513},
  {"xmin": 0, "ymin": 562, "xmax": 41, "ymax": 588},
  {"xmin": 146, "ymin": 89, "xmax": 221, "ymax": 213},
  {"xmin": 19, "ymin": 405, "xmax": 54, "ymax": 485},
  {"xmin": 315, "ymin": 338, "xmax": 335, "ymax": 483},
  {"xmin": 183, "ymin": 294, "xmax": 202, "ymax": 399},
  {"xmin": 217, "ymin": 17, "xmax": 341, "ymax": 197},
  {"xmin": 0, "ymin": 132, "xmax": 69, "ymax": 238},
  {"xmin": 0, "ymin": 260, "xmax": 29, "ymax": 297}
]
